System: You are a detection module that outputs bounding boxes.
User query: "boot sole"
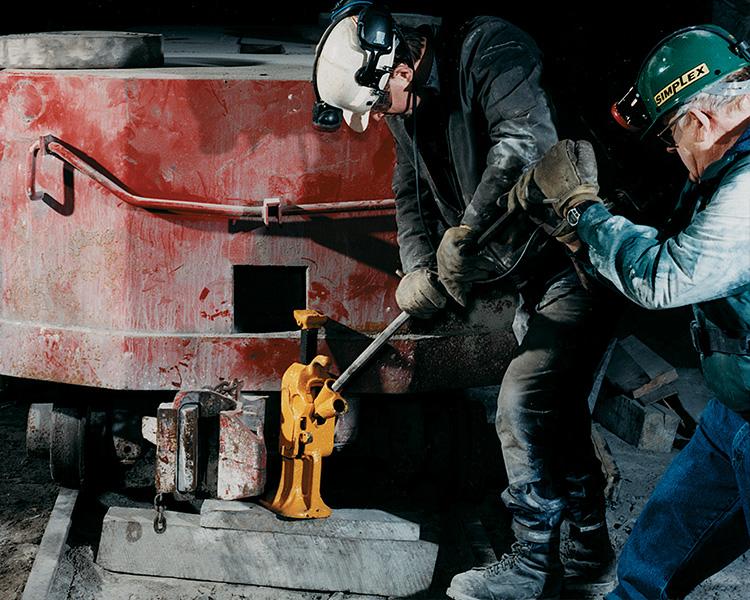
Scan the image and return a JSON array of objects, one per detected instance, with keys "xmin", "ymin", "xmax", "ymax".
[
  {"xmin": 447, "ymin": 585, "xmax": 561, "ymax": 600},
  {"xmin": 561, "ymin": 579, "xmax": 617, "ymax": 599}
]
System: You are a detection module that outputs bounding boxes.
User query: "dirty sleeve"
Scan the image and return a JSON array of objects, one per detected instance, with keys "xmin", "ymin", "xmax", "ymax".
[
  {"xmin": 461, "ymin": 25, "xmax": 558, "ymax": 234},
  {"xmin": 392, "ymin": 138, "xmax": 442, "ymax": 273},
  {"xmin": 578, "ymin": 171, "xmax": 750, "ymax": 310}
]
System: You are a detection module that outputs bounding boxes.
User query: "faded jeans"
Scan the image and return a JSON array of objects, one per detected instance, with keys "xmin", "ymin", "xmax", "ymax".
[
  {"xmin": 496, "ymin": 270, "xmax": 613, "ymax": 543},
  {"xmin": 608, "ymin": 398, "xmax": 750, "ymax": 600}
]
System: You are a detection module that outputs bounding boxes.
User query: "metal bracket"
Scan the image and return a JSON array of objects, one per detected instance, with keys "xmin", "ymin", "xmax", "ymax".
[{"xmin": 262, "ymin": 197, "xmax": 282, "ymax": 225}]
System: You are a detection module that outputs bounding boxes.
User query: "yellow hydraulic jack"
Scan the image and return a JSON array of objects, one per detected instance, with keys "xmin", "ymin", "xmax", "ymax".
[
  {"xmin": 264, "ymin": 308, "xmax": 411, "ymax": 519},
  {"xmin": 263, "ymin": 309, "xmax": 348, "ymax": 519},
  {"xmin": 261, "ymin": 310, "xmax": 409, "ymax": 519}
]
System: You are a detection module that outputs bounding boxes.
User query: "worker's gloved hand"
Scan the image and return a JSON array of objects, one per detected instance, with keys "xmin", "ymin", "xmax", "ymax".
[
  {"xmin": 436, "ymin": 225, "xmax": 498, "ymax": 307},
  {"xmin": 395, "ymin": 268, "xmax": 446, "ymax": 319},
  {"xmin": 508, "ymin": 139, "xmax": 603, "ymax": 230}
]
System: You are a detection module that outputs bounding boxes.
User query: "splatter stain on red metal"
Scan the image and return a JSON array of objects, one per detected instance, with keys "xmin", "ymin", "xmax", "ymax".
[{"xmin": 200, "ymin": 309, "xmax": 231, "ymax": 321}]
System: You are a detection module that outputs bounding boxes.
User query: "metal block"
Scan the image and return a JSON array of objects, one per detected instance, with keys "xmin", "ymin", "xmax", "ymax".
[
  {"xmin": 177, "ymin": 404, "xmax": 199, "ymax": 494},
  {"xmin": 218, "ymin": 395, "xmax": 267, "ymax": 500},
  {"xmin": 155, "ymin": 403, "xmax": 177, "ymax": 494},
  {"xmin": 157, "ymin": 390, "xmax": 266, "ymax": 499}
]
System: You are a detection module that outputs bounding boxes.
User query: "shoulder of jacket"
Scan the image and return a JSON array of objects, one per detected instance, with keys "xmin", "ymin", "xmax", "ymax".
[
  {"xmin": 459, "ymin": 17, "xmax": 539, "ymax": 58},
  {"xmin": 714, "ymin": 152, "xmax": 750, "ymax": 191},
  {"xmin": 728, "ymin": 152, "xmax": 750, "ymax": 173}
]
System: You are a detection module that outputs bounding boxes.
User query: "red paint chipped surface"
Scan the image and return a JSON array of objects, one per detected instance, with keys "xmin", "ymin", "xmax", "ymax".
[
  {"xmin": 200, "ymin": 309, "xmax": 232, "ymax": 321},
  {"xmin": 0, "ymin": 68, "xmax": 517, "ymax": 393}
]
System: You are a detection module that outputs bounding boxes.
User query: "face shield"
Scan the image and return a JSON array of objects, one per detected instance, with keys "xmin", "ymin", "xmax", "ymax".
[
  {"xmin": 611, "ymin": 85, "xmax": 651, "ymax": 133},
  {"xmin": 312, "ymin": 5, "xmax": 397, "ymax": 132}
]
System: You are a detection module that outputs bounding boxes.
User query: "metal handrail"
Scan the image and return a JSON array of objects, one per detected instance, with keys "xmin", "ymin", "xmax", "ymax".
[{"xmin": 27, "ymin": 134, "xmax": 396, "ymax": 222}]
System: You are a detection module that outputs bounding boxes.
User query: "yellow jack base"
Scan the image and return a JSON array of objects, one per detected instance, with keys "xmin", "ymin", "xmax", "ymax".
[{"xmin": 262, "ymin": 455, "xmax": 332, "ymax": 519}]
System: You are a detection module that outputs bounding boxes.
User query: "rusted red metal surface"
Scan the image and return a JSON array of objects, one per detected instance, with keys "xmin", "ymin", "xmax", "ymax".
[
  {"xmin": 0, "ymin": 63, "xmax": 517, "ymax": 393},
  {"xmin": 219, "ymin": 396, "xmax": 266, "ymax": 500},
  {"xmin": 155, "ymin": 389, "xmax": 266, "ymax": 500}
]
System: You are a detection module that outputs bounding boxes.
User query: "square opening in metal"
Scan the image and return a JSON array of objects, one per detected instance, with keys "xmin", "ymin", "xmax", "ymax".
[{"xmin": 233, "ymin": 266, "xmax": 307, "ymax": 333}]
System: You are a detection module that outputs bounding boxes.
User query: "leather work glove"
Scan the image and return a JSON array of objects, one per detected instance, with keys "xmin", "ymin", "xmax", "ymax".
[
  {"xmin": 507, "ymin": 139, "xmax": 603, "ymax": 242},
  {"xmin": 395, "ymin": 268, "xmax": 447, "ymax": 319},
  {"xmin": 436, "ymin": 225, "xmax": 498, "ymax": 307}
]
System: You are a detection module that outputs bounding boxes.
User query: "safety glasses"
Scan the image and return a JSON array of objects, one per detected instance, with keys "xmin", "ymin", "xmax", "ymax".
[
  {"xmin": 370, "ymin": 83, "xmax": 392, "ymax": 114},
  {"xmin": 656, "ymin": 109, "xmax": 688, "ymax": 148}
]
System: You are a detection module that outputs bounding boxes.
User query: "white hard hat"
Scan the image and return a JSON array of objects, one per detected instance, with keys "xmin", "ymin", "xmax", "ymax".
[{"xmin": 314, "ymin": 16, "xmax": 396, "ymax": 132}]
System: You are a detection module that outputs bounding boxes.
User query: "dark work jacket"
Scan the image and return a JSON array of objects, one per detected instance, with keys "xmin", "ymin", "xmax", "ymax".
[{"xmin": 386, "ymin": 16, "xmax": 565, "ymax": 287}]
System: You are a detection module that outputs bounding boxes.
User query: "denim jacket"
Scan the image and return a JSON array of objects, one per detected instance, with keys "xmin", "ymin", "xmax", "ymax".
[{"xmin": 579, "ymin": 129, "xmax": 750, "ymax": 411}]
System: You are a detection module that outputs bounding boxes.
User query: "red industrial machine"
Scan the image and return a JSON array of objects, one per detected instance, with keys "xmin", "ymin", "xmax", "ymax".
[{"xmin": 0, "ymin": 29, "xmax": 516, "ymax": 493}]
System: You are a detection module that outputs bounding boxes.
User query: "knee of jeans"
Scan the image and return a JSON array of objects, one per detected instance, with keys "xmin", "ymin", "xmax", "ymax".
[
  {"xmin": 495, "ymin": 386, "xmax": 528, "ymax": 439},
  {"xmin": 496, "ymin": 360, "xmax": 530, "ymax": 414},
  {"xmin": 496, "ymin": 378, "xmax": 552, "ymax": 435}
]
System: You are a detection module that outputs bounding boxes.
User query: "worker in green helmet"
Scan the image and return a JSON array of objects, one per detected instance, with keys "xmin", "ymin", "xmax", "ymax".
[{"xmin": 510, "ymin": 24, "xmax": 750, "ymax": 599}]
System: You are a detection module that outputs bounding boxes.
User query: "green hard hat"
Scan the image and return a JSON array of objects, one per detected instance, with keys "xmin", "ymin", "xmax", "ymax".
[{"xmin": 612, "ymin": 25, "xmax": 750, "ymax": 136}]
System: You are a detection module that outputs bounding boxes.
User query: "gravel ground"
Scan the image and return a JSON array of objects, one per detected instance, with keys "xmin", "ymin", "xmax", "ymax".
[{"xmin": 0, "ymin": 398, "xmax": 58, "ymax": 600}]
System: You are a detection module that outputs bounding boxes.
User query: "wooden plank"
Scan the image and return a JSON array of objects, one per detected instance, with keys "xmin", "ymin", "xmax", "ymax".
[
  {"xmin": 21, "ymin": 487, "xmax": 78, "ymax": 600},
  {"xmin": 593, "ymin": 394, "xmax": 680, "ymax": 453},
  {"xmin": 588, "ymin": 338, "xmax": 618, "ymax": 413},
  {"xmin": 619, "ymin": 336, "xmax": 677, "ymax": 381},
  {"xmin": 591, "ymin": 425, "xmax": 622, "ymax": 504},
  {"xmin": 605, "ymin": 336, "xmax": 678, "ymax": 399}
]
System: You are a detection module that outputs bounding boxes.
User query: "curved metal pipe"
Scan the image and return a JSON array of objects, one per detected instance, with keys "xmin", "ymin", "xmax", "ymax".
[{"xmin": 28, "ymin": 134, "xmax": 396, "ymax": 221}]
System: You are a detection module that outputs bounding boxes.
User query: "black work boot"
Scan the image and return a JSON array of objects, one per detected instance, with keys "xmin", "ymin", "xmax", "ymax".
[
  {"xmin": 560, "ymin": 522, "xmax": 617, "ymax": 598},
  {"xmin": 446, "ymin": 539, "xmax": 563, "ymax": 600}
]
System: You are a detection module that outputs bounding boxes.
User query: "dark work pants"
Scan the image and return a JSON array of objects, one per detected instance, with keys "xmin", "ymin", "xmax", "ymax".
[{"xmin": 496, "ymin": 270, "xmax": 612, "ymax": 543}]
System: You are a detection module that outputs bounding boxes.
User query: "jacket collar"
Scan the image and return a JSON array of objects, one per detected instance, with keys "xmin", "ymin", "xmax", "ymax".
[{"xmin": 701, "ymin": 124, "xmax": 750, "ymax": 182}]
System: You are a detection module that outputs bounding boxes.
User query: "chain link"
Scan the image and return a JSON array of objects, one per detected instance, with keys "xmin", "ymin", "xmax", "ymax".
[
  {"xmin": 210, "ymin": 378, "xmax": 243, "ymax": 402},
  {"xmin": 153, "ymin": 493, "xmax": 167, "ymax": 534}
]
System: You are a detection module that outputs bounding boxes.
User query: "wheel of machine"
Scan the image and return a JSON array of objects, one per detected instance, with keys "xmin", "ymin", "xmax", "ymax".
[{"xmin": 49, "ymin": 405, "xmax": 87, "ymax": 488}]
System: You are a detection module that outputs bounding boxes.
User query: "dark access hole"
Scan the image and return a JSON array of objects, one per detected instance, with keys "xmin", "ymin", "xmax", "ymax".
[{"xmin": 233, "ymin": 265, "xmax": 307, "ymax": 333}]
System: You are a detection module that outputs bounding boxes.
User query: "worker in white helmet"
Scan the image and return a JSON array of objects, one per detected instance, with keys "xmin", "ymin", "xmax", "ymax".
[{"xmin": 312, "ymin": 3, "xmax": 621, "ymax": 599}]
